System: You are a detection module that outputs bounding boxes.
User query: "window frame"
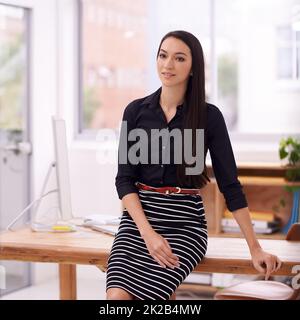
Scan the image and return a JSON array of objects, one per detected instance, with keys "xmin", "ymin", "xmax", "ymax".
[{"xmin": 75, "ymin": 0, "xmax": 300, "ymax": 161}]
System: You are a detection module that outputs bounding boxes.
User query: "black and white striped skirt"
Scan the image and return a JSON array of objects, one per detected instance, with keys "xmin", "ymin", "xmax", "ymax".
[{"xmin": 106, "ymin": 188, "xmax": 208, "ymax": 300}]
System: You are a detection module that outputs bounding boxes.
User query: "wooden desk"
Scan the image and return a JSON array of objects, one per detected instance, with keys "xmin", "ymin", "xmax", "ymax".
[{"xmin": 1, "ymin": 228, "xmax": 299, "ymax": 300}]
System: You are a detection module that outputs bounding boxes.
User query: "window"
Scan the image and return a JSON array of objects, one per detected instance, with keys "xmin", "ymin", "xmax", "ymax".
[
  {"xmin": 78, "ymin": 0, "xmax": 149, "ymax": 133},
  {"xmin": 0, "ymin": 4, "xmax": 27, "ymax": 132},
  {"xmin": 78, "ymin": 0, "xmax": 300, "ymax": 135},
  {"xmin": 0, "ymin": 3, "xmax": 31, "ymax": 297},
  {"xmin": 215, "ymin": 0, "xmax": 300, "ymax": 133},
  {"xmin": 78, "ymin": 0, "xmax": 210, "ymax": 134},
  {"xmin": 277, "ymin": 25, "xmax": 300, "ymax": 80}
]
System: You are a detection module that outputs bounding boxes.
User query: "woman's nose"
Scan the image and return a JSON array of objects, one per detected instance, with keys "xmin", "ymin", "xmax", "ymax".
[{"xmin": 164, "ymin": 57, "xmax": 174, "ymax": 68}]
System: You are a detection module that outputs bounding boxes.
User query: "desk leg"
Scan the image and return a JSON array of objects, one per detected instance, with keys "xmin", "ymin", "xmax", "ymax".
[{"xmin": 59, "ymin": 264, "xmax": 77, "ymax": 300}]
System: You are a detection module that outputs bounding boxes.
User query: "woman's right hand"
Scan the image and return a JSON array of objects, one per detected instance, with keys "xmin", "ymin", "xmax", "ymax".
[{"xmin": 142, "ymin": 229, "xmax": 180, "ymax": 269}]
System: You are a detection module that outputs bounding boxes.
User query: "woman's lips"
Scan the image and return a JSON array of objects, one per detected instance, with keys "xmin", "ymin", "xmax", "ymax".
[{"xmin": 162, "ymin": 72, "xmax": 175, "ymax": 79}]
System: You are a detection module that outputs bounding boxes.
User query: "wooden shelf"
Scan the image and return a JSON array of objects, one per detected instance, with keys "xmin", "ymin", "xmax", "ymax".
[
  {"xmin": 201, "ymin": 164, "xmax": 298, "ymax": 239},
  {"xmin": 239, "ymin": 176, "xmax": 300, "ymax": 187},
  {"xmin": 207, "ymin": 176, "xmax": 300, "ymax": 187},
  {"xmin": 235, "ymin": 162, "xmax": 285, "ymax": 169},
  {"xmin": 207, "ymin": 162, "xmax": 289, "ymax": 178}
]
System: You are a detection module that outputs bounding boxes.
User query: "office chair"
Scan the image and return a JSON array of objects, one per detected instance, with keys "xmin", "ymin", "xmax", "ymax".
[{"xmin": 214, "ymin": 223, "xmax": 300, "ymax": 300}]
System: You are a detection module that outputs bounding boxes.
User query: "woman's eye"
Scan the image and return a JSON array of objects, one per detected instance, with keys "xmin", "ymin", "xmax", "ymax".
[{"xmin": 158, "ymin": 53, "xmax": 185, "ymax": 61}]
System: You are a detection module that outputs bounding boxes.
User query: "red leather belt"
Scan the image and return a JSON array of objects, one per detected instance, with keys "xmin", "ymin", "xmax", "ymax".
[{"xmin": 135, "ymin": 182, "xmax": 200, "ymax": 195}]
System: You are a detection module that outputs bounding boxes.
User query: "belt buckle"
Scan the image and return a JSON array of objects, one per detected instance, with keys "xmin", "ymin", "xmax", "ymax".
[
  {"xmin": 175, "ymin": 187, "xmax": 181, "ymax": 194},
  {"xmin": 164, "ymin": 187, "xmax": 181, "ymax": 194}
]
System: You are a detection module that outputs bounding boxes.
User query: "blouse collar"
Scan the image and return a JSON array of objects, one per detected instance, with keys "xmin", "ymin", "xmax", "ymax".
[{"xmin": 141, "ymin": 87, "xmax": 185, "ymax": 114}]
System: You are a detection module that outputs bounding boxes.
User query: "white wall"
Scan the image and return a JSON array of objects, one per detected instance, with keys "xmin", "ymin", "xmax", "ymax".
[{"xmin": 69, "ymin": 148, "xmax": 120, "ymax": 216}]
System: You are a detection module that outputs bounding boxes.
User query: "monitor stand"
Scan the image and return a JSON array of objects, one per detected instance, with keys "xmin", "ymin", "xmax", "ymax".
[{"xmin": 6, "ymin": 161, "xmax": 76, "ymax": 232}]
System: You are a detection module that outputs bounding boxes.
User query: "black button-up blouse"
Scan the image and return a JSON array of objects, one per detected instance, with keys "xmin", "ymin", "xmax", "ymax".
[{"xmin": 115, "ymin": 87, "xmax": 248, "ymax": 212}]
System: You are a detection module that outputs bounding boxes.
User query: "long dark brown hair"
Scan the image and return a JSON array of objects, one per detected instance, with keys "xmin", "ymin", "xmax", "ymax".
[{"xmin": 156, "ymin": 30, "xmax": 210, "ymax": 188}]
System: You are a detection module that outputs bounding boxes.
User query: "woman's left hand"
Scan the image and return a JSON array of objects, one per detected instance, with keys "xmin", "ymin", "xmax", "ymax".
[{"xmin": 250, "ymin": 247, "xmax": 282, "ymax": 280}]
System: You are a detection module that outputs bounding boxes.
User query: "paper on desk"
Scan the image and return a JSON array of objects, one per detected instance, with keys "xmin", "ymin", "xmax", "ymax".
[
  {"xmin": 90, "ymin": 224, "xmax": 119, "ymax": 236},
  {"xmin": 83, "ymin": 214, "xmax": 121, "ymax": 226}
]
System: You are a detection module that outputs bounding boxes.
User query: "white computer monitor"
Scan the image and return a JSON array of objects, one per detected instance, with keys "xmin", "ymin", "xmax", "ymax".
[
  {"xmin": 6, "ymin": 117, "xmax": 74, "ymax": 231},
  {"xmin": 52, "ymin": 116, "xmax": 73, "ymax": 221}
]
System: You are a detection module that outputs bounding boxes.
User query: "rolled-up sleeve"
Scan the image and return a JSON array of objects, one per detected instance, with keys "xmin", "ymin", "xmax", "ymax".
[
  {"xmin": 207, "ymin": 106, "xmax": 248, "ymax": 212},
  {"xmin": 115, "ymin": 104, "xmax": 139, "ymax": 200}
]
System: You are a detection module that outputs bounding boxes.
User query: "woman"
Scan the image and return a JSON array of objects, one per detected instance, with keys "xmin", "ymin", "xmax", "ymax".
[{"xmin": 106, "ymin": 30, "xmax": 281, "ymax": 300}]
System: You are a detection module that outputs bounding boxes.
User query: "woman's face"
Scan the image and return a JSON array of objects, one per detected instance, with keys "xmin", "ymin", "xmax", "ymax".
[{"xmin": 157, "ymin": 36, "xmax": 192, "ymax": 88}]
